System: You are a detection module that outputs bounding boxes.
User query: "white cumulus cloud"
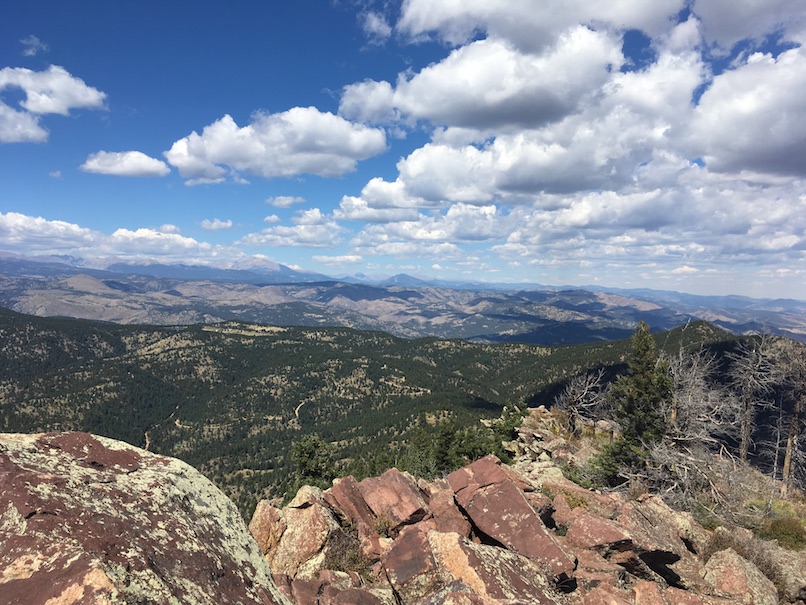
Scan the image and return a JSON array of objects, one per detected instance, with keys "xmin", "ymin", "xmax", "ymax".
[
  {"xmin": 238, "ymin": 208, "xmax": 344, "ymax": 248},
  {"xmin": 0, "ymin": 101, "xmax": 48, "ymax": 142},
  {"xmin": 362, "ymin": 11, "xmax": 392, "ymax": 43},
  {"xmin": 690, "ymin": 46, "xmax": 806, "ymax": 176},
  {"xmin": 312, "ymin": 254, "xmax": 363, "ymax": 264},
  {"xmin": 692, "ymin": 0, "xmax": 806, "ymax": 51},
  {"xmin": 0, "ymin": 65, "xmax": 106, "ymax": 143},
  {"xmin": 396, "ymin": 0, "xmax": 684, "ymax": 50},
  {"xmin": 0, "ymin": 212, "xmax": 224, "ymax": 262},
  {"xmin": 0, "ymin": 65, "xmax": 106, "ymax": 115},
  {"xmin": 164, "ymin": 108, "xmax": 387, "ymax": 184},
  {"xmin": 20, "ymin": 35, "xmax": 48, "ymax": 57},
  {"xmin": 80, "ymin": 151, "xmax": 171, "ymax": 177}
]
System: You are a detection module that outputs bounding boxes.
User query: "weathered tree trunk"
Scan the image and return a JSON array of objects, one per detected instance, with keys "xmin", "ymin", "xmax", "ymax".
[
  {"xmin": 739, "ymin": 390, "xmax": 753, "ymax": 462},
  {"xmin": 781, "ymin": 395, "xmax": 803, "ymax": 498}
]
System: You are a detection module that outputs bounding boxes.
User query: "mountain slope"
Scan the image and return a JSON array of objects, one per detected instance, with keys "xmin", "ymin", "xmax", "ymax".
[{"xmin": 0, "ymin": 307, "xmax": 735, "ymax": 515}]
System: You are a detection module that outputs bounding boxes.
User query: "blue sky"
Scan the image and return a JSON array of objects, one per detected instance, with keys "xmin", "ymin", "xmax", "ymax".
[{"xmin": 1, "ymin": 1, "xmax": 805, "ymax": 299}]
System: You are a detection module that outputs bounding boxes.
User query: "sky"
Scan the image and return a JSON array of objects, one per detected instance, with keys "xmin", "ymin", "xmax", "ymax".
[{"xmin": 1, "ymin": 1, "xmax": 805, "ymax": 299}]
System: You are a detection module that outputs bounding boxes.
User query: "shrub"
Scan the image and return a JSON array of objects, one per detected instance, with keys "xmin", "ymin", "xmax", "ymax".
[
  {"xmin": 758, "ymin": 516, "xmax": 806, "ymax": 550},
  {"xmin": 374, "ymin": 513, "xmax": 397, "ymax": 539},
  {"xmin": 323, "ymin": 523, "xmax": 371, "ymax": 578}
]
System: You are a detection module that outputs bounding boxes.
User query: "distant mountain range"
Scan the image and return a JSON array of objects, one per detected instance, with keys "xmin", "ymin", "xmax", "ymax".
[{"xmin": 1, "ymin": 252, "xmax": 805, "ymax": 344}]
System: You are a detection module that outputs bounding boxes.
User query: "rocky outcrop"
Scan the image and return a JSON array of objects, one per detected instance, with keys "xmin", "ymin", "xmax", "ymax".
[
  {"xmin": 0, "ymin": 431, "xmax": 290, "ymax": 605},
  {"xmin": 249, "ymin": 407, "xmax": 806, "ymax": 604}
]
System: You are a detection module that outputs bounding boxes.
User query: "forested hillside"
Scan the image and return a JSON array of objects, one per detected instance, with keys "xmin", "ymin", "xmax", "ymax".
[{"xmin": 0, "ymin": 307, "xmax": 740, "ymax": 516}]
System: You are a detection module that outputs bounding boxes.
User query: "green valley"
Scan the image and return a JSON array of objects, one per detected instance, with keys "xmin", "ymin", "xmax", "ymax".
[{"xmin": 0, "ymin": 307, "xmax": 736, "ymax": 515}]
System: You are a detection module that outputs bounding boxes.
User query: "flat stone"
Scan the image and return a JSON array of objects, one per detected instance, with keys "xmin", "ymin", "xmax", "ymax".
[
  {"xmin": 427, "ymin": 488, "xmax": 472, "ymax": 538},
  {"xmin": 263, "ymin": 487, "xmax": 341, "ymax": 579},
  {"xmin": 448, "ymin": 456, "xmax": 576, "ymax": 581},
  {"xmin": 565, "ymin": 510, "xmax": 633, "ymax": 553},
  {"xmin": 428, "ymin": 531, "xmax": 564, "ymax": 604}
]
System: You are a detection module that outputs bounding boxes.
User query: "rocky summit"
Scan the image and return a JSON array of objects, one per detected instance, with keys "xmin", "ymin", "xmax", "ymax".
[
  {"xmin": 0, "ymin": 431, "xmax": 290, "ymax": 605},
  {"xmin": 3, "ymin": 411, "xmax": 806, "ymax": 604},
  {"xmin": 249, "ymin": 407, "xmax": 806, "ymax": 605}
]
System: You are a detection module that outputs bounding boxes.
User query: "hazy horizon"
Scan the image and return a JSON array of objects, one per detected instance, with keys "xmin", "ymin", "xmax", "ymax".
[{"xmin": 2, "ymin": 1, "xmax": 805, "ymax": 299}]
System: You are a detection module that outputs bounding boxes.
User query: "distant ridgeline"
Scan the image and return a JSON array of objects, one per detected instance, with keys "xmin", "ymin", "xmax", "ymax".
[{"xmin": 0, "ymin": 306, "xmax": 735, "ymax": 516}]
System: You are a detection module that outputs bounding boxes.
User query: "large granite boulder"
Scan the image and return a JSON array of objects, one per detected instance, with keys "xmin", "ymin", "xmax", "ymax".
[{"xmin": 0, "ymin": 432, "xmax": 290, "ymax": 605}]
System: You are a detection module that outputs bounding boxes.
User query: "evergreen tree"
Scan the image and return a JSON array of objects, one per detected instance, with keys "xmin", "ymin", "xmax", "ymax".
[
  {"xmin": 610, "ymin": 321, "xmax": 672, "ymax": 445},
  {"xmin": 590, "ymin": 322, "xmax": 673, "ymax": 486},
  {"xmin": 288, "ymin": 434, "xmax": 336, "ymax": 494}
]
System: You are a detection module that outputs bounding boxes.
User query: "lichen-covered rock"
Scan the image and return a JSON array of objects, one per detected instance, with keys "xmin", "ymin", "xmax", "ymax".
[
  {"xmin": 422, "ymin": 485, "xmax": 471, "ymax": 538},
  {"xmin": 564, "ymin": 510, "xmax": 633, "ymax": 553},
  {"xmin": 383, "ymin": 527, "xmax": 564, "ymax": 605},
  {"xmin": 382, "ymin": 527, "xmax": 442, "ymax": 602},
  {"xmin": 0, "ymin": 432, "xmax": 289, "ymax": 604},
  {"xmin": 255, "ymin": 486, "xmax": 342, "ymax": 580},
  {"xmin": 427, "ymin": 530, "xmax": 564, "ymax": 604},
  {"xmin": 703, "ymin": 548, "xmax": 779, "ymax": 605}
]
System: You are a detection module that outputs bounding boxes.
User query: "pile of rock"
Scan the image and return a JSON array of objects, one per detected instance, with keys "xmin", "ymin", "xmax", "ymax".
[{"xmin": 250, "ymin": 407, "xmax": 805, "ymax": 604}]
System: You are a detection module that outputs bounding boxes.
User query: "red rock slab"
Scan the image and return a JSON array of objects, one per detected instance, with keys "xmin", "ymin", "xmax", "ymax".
[
  {"xmin": 617, "ymin": 497, "xmax": 689, "ymax": 557},
  {"xmin": 524, "ymin": 491, "xmax": 553, "ymax": 516},
  {"xmin": 321, "ymin": 586, "xmax": 385, "ymax": 604},
  {"xmin": 552, "ymin": 492, "xmax": 580, "ymax": 528},
  {"xmin": 323, "ymin": 476, "xmax": 384, "ymax": 559},
  {"xmin": 632, "ymin": 580, "xmax": 666, "ymax": 605},
  {"xmin": 290, "ymin": 577, "xmax": 325, "ymax": 605},
  {"xmin": 564, "ymin": 510, "xmax": 633, "ymax": 553},
  {"xmin": 266, "ymin": 486, "xmax": 341, "ymax": 579},
  {"xmin": 448, "ymin": 456, "xmax": 575, "ymax": 581},
  {"xmin": 427, "ymin": 488, "xmax": 472, "ymax": 538},
  {"xmin": 540, "ymin": 475, "xmax": 621, "ymax": 519},
  {"xmin": 421, "ymin": 588, "xmax": 488, "ymax": 605},
  {"xmin": 250, "ymin": 500, "xmax": 287, "ymax": 555},
  {"xmin": 498, "ymin": 462, "xmax": 537, "ymax": 492},
  {"xmin": 358, "ymin": 468, "xmax": 429, "ymax": 529},
  {"xmin": 272, "ymin": 574, "xmax": 294, "ymax": 602},
  {"xmin": 382, "ymin": 527, "xmax": 441, "ymax": 603},
  {"xmin": 575, "ymin": 549, "xmax": 627, "ymax": 575},
  {"xmin": 574, "ymin": 584, "xmax": 633, "ymax": 605},
  {"xmin": 447, "ymin": 455, "xmax": 509, "ymax": 495},
  {"xmin": 383, "ymin": 527, "xmax": 438, "ymax": 587},
  {"xmin": 325, "ymin": 476, "xmax": 374, "ymax": 526}
]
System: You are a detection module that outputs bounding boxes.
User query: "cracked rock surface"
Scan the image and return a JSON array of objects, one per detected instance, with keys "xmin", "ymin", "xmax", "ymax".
[{"xmin": 0, "ymin": 431, "xmax": 290, "ymax": 605}]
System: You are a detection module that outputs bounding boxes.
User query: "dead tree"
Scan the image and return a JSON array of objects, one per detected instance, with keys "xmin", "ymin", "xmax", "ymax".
[
  {"xmin": 770, "ymin": 338, "xmax": 806, "ymax": 497},
  {"xmin": 553, "ymin": 368, "xmax": 607, "ymax": 434},
  {"xmin": 664, "ymin": 346, "xmax": 739, "ymax": 447},
  {"xmin": 728, "ymin": 334, "xmax": 778, "ymax": 462}
]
